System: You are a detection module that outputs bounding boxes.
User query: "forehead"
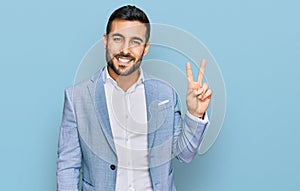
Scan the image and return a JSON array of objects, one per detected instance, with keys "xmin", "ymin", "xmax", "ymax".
[{"xmin": 110, "ymin": 19, "xmax": 147, "ymax": 39}]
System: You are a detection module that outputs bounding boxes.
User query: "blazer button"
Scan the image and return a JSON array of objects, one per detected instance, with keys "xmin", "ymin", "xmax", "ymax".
[{"xmin": 110, "ymin": 164, "xmax": 116, "ymax": 170}]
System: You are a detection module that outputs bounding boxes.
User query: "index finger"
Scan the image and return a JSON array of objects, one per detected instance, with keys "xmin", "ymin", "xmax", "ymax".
[
  {"xmin": 197, "ymin": 59, "xmax": 206, "ymax": 84},
  {"xmin": 186, "ymin": 61, "xmax": 194, "ymax": 82}
]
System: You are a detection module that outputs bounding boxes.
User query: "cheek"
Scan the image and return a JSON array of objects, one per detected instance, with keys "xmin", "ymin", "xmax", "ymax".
[
  {"xmin": 107, "ymin": 47, "xmax": 118, "ymax": 57},
  {"xmin": 107, "ymin": 43, "xmax": 122, "ymax": 53},
  {"xmin": 131, "ymin": 47, "xmax": 146, "ymax": 57}
]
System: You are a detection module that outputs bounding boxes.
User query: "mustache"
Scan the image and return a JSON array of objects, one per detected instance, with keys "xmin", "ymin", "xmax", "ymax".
[{"xmin": 113, "ymin": 52, "xmax": 135, "ymax": 60}]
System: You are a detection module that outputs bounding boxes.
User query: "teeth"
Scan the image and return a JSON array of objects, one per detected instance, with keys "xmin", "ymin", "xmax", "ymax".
[{"xmin": 118, "ymin": 58, "xmax": 131, "ymax": 63}]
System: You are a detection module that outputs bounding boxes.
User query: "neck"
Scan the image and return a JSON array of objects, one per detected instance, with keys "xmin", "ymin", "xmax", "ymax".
[{"xmin": 107, "ymin": 67, "xmax": 140, "ymax": 92}]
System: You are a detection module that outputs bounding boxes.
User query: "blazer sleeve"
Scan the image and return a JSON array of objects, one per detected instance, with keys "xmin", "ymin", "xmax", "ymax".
[
  {"xmin": 172, "ymin": 92, "xmax": 210, "ymax": 163},
  {"xmin": 57, "ymin": 88, "xmax": 82, "ymax": 191}
]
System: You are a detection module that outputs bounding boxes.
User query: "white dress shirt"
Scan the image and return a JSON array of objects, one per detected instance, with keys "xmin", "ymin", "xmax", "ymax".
[{"xmin": 103, "ymin": 67, "xmax": 153, "ymax": 191}]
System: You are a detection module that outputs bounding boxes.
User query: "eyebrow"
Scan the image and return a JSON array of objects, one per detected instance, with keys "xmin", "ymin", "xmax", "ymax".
[
  {"xmin": 111, "ymin": 33, "xmax": 124, "ymax": 38},
  {"xmin": 111, "ymin": 33, "xmax": 144, "ymax": 43}
]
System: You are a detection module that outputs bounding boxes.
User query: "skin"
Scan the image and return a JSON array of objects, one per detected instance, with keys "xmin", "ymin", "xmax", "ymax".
[
  {"xmin": 104, "ymin": 19, "xmax": 212, "ymax": 118},
  {"xmin": 104, "ymin": 19, "xmax": 149, "ymax": 91},
  {"xmin": 186, "ymin": 59, "xmax": 212, "ymax": 118}
]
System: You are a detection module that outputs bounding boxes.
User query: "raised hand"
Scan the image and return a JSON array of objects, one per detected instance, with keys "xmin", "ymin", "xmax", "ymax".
[{"xmin": 186, "ymin": 59, "xmax": 212, "ymax": 119}]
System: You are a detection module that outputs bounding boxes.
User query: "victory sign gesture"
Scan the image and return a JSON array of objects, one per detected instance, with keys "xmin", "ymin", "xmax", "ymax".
[{"xmin": 186, "ymin": 59, "xmax": 212, "ymax": 119}]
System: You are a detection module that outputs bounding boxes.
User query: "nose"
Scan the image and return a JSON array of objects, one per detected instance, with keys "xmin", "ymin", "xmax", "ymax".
[{"xmin": 120, "ymin": 40, "xmax": 130, "ymax": 54}]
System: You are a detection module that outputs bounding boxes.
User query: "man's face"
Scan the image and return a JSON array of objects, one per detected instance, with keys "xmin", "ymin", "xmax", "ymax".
[{"xmin": 104, "ymin": 19, "xmax": 150, "ymax": 76}]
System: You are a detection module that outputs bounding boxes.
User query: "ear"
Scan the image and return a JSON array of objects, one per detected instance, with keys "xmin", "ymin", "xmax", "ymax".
[
  {"xmin": 103, "ymin": 34, "xmax": 107, "ymax": 48},
  {"xmin": 143, "ymin": 41, "xmax": 150, "ymax": 56}
]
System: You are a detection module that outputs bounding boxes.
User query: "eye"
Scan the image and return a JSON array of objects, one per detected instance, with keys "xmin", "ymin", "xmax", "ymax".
[
  {"xmin": 131, "ymin": 39, "xmax": 142, "ymax": 46},
  {"xmin": 112, "ymin": 37, "xmax": 122, "ymax": 42}
]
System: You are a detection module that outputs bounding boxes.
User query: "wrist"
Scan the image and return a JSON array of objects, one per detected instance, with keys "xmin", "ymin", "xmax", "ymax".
[{"xmin": 189, "ymin": 111, "xmax": 205, "ymax": 120}]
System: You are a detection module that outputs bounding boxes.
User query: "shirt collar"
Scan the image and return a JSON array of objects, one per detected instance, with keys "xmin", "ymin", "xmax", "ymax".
[{"xmin": 103, "ymin": 66, "xmax": 145, "ymax": 92}]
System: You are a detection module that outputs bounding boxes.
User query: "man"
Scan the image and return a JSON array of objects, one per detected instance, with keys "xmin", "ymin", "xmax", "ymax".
[{"xmin": 57, "ymin": 5, "xmax": 212, "ymax": 191}]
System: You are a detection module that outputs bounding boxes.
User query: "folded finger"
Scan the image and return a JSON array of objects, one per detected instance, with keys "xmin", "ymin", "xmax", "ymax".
[{"xmin": 200, "ymin": 89, "xmax": 212, "ymax": 100}]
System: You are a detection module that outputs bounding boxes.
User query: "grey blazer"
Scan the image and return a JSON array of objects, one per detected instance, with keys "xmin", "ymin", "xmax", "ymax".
[{"xmin": 57, "ymin": 68, "xmax": 209, "ymax": 191}]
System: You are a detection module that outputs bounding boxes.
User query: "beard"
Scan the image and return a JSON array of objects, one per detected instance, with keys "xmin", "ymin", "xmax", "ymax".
[{"xmin": 106, "ymin": 48, "xmax": 144, "ymax": 76}]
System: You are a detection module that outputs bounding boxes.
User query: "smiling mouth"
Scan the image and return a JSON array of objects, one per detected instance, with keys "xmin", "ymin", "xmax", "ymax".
[
  {"xmin": 114, "ymin": 57, "xmax": 134, "ymax": 66},
  {"xmin": 117, "ymin": 57, "xmax": 131, "ymax": 63}
]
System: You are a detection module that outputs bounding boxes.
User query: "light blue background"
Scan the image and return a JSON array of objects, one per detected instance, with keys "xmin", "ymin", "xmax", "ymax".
[{"xmin": 0, "ymin": 0, "xmax": 299, "ymax": 190}]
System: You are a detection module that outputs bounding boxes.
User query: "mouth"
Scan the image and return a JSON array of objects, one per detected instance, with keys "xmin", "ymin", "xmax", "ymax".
[{"xmin": 115, "ymin": 55, "xmax": 134, "ymax": 65}]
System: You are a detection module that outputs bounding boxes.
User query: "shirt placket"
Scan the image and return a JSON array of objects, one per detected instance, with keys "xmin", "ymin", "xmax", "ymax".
[{"xmin": 124, "ymin": 92, "xmax": 134, "ymax": 190}]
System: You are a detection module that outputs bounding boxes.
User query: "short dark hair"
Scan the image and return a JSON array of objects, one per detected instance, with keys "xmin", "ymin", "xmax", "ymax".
[{"xmin": 106, "ymin": 5, "xmax": 150, "ymax": 42}]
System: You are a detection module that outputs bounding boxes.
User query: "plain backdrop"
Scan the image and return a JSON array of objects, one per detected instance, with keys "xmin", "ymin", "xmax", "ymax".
[{"xmin": 0, "ymin": 0, "xmax": 299, "ymax": 190}]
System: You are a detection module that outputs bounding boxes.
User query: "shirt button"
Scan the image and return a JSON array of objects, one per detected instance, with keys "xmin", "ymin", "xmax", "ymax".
[{"xmin": 110, "ymin": 164, "xmax": 116, "ymax": 170}]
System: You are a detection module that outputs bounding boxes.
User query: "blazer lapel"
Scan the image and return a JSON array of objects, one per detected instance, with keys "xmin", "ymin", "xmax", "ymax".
[
  {"xmin": 144, "ymin": 79, "xmax": 158, "ymax": 150},
  {"xmin": 87, "ymin": 70, "xmax": 116, "ymax": 153}
]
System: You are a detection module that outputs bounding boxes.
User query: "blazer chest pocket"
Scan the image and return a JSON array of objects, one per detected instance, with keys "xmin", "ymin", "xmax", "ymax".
[
  {"xmin": 148, "ymin": 99, "xmax": 173, "ymax": 132},
  {"xmin": 157, "ymin": 99, "xmax": 172, "ymax": 111},
  {"xmin": 156, "ymin": 99, "xmax": 172, "ymax": 128}
]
